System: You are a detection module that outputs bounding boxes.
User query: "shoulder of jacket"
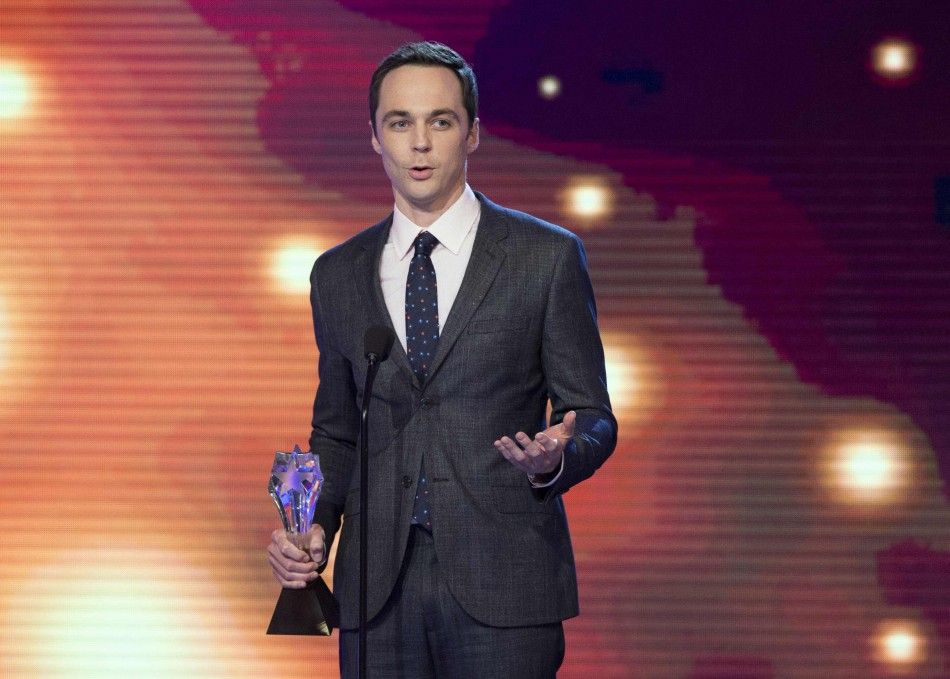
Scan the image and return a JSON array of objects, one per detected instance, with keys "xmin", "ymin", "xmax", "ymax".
[
  {"xmin": 477, "ymin": 192, "xmax": 580, "ymax": 248},
  {"xmin": 311, "ymin": 215, "xmax": 391, "ymax": 277}
]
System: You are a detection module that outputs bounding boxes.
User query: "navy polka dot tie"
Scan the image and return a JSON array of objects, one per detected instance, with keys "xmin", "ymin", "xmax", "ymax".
[{"xmin": 407, "ymin": 231, "xmax": 439, "ymax": 530}]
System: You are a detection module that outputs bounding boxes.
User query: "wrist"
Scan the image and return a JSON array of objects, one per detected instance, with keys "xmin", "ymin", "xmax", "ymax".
[{"xmin": 528, "ymin": 469, "xmax": 557, "ymax": 484}]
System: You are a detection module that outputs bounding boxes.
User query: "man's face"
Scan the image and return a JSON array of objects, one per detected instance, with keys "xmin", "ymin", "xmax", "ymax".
[{"xmin": 371, "ymin": 64, "xmax": 479, "ymax": 222}]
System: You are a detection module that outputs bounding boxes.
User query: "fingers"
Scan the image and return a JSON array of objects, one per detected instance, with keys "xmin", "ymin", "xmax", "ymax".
[
  {"xmin": 494, "ymin": 435, "xmax": 527, "ymax": 466},
  {"xmin": 494, "ymin": 435, "xmax": 525, "ymax": 474},
  {"xmin": 267, "ymin": 542, "xmax": 318, "ymax": 588},
  {"xmin": 268, "ymin": 528, "xmax": 319, "ymax": 589},
  {"xmin": 494, "ymin": 411, "xmax": 577, "ymax": 475},
  {"xmin": 494, "ymin": 431, "xmax": 559, "ymax": 475},
  {"xmin": 533, "ymin": 432, "xmax": 559, "ymax": 453},
  {"xmin": 271, "ymin": 528, "xmax": 309, "ymax": 561},
  {"xmin": 516, "ymin": 431, "xmax": 546, "ymax": 456}
]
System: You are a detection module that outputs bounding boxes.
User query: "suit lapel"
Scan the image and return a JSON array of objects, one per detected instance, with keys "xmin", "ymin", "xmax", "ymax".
[
  {"xmin": 353, "ymin": 195, "xmax": 510, "ymax": 390},
  {"xmin": 352, "ymin": 216, "xmax": 417, "ymax": 387},
  {"xmin": 426, "ymin": 195, "xmax": 509, "ymax": 385}
]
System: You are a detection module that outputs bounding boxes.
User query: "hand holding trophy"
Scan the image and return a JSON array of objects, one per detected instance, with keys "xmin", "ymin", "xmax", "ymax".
[{"xmin": 266, "ymin": 445, "xmax": 340, "ymax": 635}]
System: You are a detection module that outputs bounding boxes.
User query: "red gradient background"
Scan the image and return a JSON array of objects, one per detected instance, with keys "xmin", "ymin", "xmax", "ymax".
[{"xmin": 1, "ymin": 2, "xmax": 948, "ymax": 678}]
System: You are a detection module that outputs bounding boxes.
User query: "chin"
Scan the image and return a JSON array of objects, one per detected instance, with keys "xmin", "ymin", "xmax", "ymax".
[{"xmin": 409, "ymin": 189, "xmax": 439, "ymax": 204}]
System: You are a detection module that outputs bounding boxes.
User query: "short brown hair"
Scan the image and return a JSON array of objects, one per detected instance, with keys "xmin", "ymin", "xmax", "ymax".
[{"xmin": 369, "ymin": 41, "xmax": 478, "ymax": 132}]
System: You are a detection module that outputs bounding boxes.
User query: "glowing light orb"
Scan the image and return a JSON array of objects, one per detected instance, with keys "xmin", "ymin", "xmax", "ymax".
[
  {"xmin": 841, "ymin": 439, "xmax": 891, "ymax": 492},
  {"xmin": 826, "ymin": 428, "xmax": 908, "ymax": 505},
  {"xmin": 875, "ymin": 620, "xmax": 925, "ymax": 668},
  {"xmin": 271, "ymin": 237, "xmax": 323, "ymax": 295},
  {"xmin": 0, "ymin": 292, "xmax": 8, "ymax": 372},
  {"xmin": 564, "ymin": 178, "xmax": 613, "ymax": 221},
  {"xmin": 604, "ymin": 342, "xmax": 637, "ymax": 415},
  {"xmin": 0, "ymin": 60, "xmax": 31, "ymax": 119},
  {"xmin": 884, "ymin": 629, "xmax": 917, "ymax": 661},
  {"xmin": 600, "ymin": 334, "xmax": 663, "ymax": 429},
  {"xmin": 872, "ymin": 38, "xmax": 917, "ymax": 81},
  {"xmin": 538, "ymin": 75, "xmax": 561, "ymax": 100},
  {"xmin": 5, "ymin": 548, "xmax": 236, "ymax": 678}
]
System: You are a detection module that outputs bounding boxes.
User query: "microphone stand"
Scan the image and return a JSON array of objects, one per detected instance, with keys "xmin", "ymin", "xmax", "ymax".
[{"xmin": 358, "ymin": 352, "xmax": 383, "ymax": 679}]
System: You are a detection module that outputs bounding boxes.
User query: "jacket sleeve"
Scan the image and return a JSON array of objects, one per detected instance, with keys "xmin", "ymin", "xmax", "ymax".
[
  {"xmin": 535, "ymin": 233, "xmax": 617, "ymax": 501},
  {"xmin": 308, "ymin": 259, "xmax": 359, "ymax": 557}
]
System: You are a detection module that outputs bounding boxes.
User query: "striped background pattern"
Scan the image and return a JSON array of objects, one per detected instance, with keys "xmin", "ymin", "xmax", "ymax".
[{"xmin": 1, "ymin": 2, "xmax": 947, "ymax": 677}]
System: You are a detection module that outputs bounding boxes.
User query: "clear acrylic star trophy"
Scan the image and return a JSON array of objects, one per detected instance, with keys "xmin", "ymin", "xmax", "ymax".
[{"xmin": 266, "ymin": 445, "xmax": 339, "ymax": 635}]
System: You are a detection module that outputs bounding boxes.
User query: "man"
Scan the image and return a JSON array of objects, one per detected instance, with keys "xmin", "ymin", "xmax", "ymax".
[{"xmin": 267, "ymin": 41, "xmax": 616, "ymax": 678}]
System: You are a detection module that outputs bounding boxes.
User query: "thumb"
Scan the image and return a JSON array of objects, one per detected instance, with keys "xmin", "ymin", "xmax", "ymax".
[
  {"xmin": 562, "ymin": 410, "xmax": 577, "ymax": 437},
  {"xmin": 309, "ymin": 525, "xmax": 325, "ymax": 550}
]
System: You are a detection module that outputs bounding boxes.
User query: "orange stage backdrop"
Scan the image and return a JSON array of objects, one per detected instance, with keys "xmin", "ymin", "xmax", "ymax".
[{"xmin": 1, "ymin": 2, "xmax": 948, "ymax": 678}]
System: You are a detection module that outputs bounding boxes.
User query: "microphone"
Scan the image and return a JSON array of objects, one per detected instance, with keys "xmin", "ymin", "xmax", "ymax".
[
  {"xmin": 358, "ymin": 324, "xmax": 394, "ymax": 678},
  {"xmin": 364, "ymin": 325, "xmax": 395, "ymax": 364}
]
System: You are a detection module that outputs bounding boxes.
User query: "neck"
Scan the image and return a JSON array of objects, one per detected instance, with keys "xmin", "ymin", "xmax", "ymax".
[{"xmin": 395, "ymin": 183, "xmax": 466, "ymax": 228}]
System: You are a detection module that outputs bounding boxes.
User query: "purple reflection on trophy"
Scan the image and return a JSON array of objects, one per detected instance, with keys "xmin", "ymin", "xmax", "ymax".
[
  {"xmin": 267, "ymin": 445, "xmax": 338, "ymax": 636},
  {"xmin": 268, "ymin": 445, "xmax": 323, "ymax": 548}
]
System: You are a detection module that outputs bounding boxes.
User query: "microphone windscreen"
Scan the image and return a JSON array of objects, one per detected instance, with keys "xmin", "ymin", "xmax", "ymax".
[{"xmin": 364, "ymin": 325, "xmax": 395, "ymax": 361}]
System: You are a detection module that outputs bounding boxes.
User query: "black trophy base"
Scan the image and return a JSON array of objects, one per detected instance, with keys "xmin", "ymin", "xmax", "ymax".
[{"xmin": 267, "ymin": 576, "xmax": 340, "ymax": 636}]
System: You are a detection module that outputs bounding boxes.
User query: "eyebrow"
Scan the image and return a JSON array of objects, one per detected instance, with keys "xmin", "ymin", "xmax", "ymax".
[
  {"xmin": 428, "ymin": 109, "xmax": 461, "ymax": 121},
  {"xmin": 380, "ymin": 109, "xmax": 462, "ymax": 123},
  {"xmin": 381, "ymin": 110, "xmax": 410, "ymax": 123}
]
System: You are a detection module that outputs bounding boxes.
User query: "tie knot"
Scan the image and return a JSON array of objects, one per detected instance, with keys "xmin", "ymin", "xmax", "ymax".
[{"xmin": 413, "ymin": 231, "xmax": 439, "ymax": 257}]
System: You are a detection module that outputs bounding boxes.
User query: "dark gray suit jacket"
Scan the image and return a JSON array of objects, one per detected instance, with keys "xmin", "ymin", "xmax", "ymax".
[{"xmin": 309, "ymin": 192, "xmax": 617, "ymax": 630}]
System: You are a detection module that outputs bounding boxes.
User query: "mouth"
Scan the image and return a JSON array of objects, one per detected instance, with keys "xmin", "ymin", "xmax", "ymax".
[{"xmin": 409, "ymin": 166, "xmax": 434, "ymax": 180}]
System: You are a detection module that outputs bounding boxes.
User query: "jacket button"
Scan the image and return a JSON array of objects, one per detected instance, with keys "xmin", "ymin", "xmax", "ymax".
[
  {"xmin": 420, "ymin": 397, "xmax": 430, "ymax": 407},
  {"xmin": 402, "ymin": 475, "xmax": 412, "ymax": 488}
]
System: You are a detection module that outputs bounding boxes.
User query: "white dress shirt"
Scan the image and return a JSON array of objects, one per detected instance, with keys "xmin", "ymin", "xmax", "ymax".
[
  {"xmin": 380, "ymin": 184, "xmax": 480, "ymax": 352},
  {"xmin": 378, "ymin": 184, "xmax": 563, "ymax": 487}
]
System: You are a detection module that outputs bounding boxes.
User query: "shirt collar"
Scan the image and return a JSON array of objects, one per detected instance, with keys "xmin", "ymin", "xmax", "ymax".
[{"xmin": 390, "ymin": 184, "xmax": 480, "ymax": 260}]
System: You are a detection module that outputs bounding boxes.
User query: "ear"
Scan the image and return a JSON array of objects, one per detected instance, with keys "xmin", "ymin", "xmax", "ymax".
[
  {"xmin": 370, "ymin": 120, "xmax": 382, "ymax": 155},
  {"xmin": 466, "ymin": 118, "xmax": 480, "ymax": 154}
]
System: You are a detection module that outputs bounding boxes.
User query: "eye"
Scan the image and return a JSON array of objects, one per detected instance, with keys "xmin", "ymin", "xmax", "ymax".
[
  {"xmin": 390, "ymin": 119, "xmax": 410, "ymax": 130},
  {"xmin": 432, "ymin": 119, "xmax": 452, "ymax": 129}
]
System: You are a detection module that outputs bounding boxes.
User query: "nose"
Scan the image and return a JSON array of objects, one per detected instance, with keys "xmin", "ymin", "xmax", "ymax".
[{"xmin": 411, "ymin": 127, "xmax": 431, "ymax": 152}]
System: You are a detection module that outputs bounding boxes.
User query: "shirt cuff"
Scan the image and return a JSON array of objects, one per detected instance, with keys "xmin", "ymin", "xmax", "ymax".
[{"xmin": 528, "ymin": 451, "xmax": 566, "ymax": 488}]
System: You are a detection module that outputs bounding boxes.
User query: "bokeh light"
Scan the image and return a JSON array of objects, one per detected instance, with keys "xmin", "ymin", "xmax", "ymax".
[
  {"xmin": 270, "ymin": 236, "xmax": 324, "ymax": 295},
  {"xmin": 601, "ymin": 333, "xmax": 663, "ymax": 430},
  {"xmin": 0, "ymin": 291, "xmax": 9, "ymax": 372},
  {"xmin": 1, "ymin": 2, "xmax": 949, "ymax": 677},
  {"xmin": 538, "ymin": 74, "xmax": 561, "ymax": 100},
  {"xmin": 871, "ymin": 38, "xmax": 918, "ymax": 82},
  {"xmin": 842, "ymin": 439, "xmax": 890, "ymax": 492},
  {"xmin": 0, "ymin": 59, "xmax": 31, "ymax": 119},
  {"xmin": 874, "ymin": 619, "xmax": 925, "ymax": 670},
  {"xmin": 4, "ymin": 548, "xmax": 241, "ymax": 678},
  {"xmin": 604, "ymin": 341, "xmax": 638, "ymax": 415},
  {"xmin": 825, "ymin": 427, "xmax": 908, "ymax": 505},
  {"xmin": 563, "ymin": 176, "xmax": 613, "ymax": 222}
]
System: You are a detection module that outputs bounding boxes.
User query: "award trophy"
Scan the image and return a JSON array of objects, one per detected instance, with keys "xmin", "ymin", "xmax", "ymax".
[{"xmin": 266, "ymin": 445, "xmax": 339, "ymax": 635}]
